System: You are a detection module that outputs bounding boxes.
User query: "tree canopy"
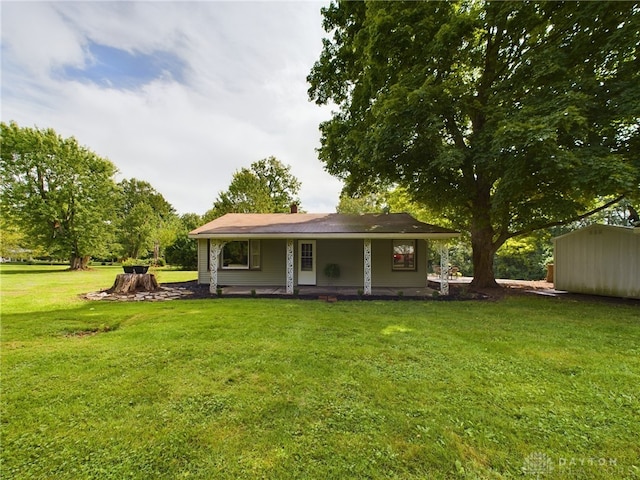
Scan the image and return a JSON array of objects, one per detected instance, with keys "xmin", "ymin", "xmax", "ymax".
[
  {"xmin": 116, "ymin": 178, "xmax": 178, "ymax": 260},
  {"xmin": 206, "ymin": 157, "xmax": 302, "ymax": 219},
  {"xmin": 308, "ymin": 1, "xmax": 640, "ymax": 286},
  {"xmin": 1, "ymin": 122, "xmax": 118, "ymax": 269},
  {"xmin": 165, "ymin": 213, "xmax": 203, "ymax": 270}
]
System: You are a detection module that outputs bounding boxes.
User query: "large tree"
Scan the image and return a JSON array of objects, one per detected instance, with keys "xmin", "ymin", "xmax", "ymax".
[
  {"xmin": 308, "ymin": 1, "xmax": 640, "ymax": 287},
  {"xmin": 165, "ymin": 213, "xmax": 202, "ymax": 270},
  {"xmin": 206, "ymin": 156, "xmax": 302, "ymax": 219},
  {"xmin": 0, "ymin": 122, "xmax": 118, "ymax": 269},
  {"xmin": 117, "ymin": 178, "xmax": 178, "ymax": 260}
]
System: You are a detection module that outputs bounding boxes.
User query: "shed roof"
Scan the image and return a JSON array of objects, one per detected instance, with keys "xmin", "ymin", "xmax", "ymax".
[
  {"xmin": 553, "ymin": 224, "xmax": 638, "ymax": 242},
  {"xmin": 189, "ymin": 213, "xmax": 459, "ymax": 239}
]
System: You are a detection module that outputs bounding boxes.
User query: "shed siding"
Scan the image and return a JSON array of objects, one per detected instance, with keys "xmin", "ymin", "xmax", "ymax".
[{"xmin": 554, "ymin": 226, "xmax": 640, "ymax": 299}]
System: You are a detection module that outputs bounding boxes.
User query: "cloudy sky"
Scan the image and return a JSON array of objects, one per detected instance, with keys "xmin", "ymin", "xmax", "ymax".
[{"xmin": 1, "ymin": 0, "xmax": 343, "ymax": 215}]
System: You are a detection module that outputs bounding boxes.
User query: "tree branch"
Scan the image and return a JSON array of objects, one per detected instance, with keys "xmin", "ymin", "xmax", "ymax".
[
  {"xmin": 444, "ymin": 112, "xmax": 467, "ymax": 151},
  {"xmin": 509, "ymin": 195, "xmax": 626, "ymax": 238}
]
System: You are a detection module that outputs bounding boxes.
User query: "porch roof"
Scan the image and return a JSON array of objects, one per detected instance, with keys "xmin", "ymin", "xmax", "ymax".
[{"xmin": 189, "ymin": 213, "xmax": 460, "ymax": 240}]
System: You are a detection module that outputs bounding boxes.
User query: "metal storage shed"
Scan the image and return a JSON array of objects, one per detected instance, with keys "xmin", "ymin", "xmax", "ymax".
[{"xmin": 553, "ymin": 225, "xmax": 640, "ymax": 299}]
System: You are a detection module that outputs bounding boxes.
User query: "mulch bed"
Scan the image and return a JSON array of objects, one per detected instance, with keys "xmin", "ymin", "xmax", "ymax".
[{"xmin": 160, "ymin": 281, "xmax": 475, "ymax": 301}]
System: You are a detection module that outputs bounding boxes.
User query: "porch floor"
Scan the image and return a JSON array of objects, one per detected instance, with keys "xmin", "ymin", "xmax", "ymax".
[{"xmin": 218, "ymin": 285, "xmax": 437, "ymax": 298}]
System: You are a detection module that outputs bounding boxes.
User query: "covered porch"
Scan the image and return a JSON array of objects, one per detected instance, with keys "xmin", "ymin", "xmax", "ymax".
[
  {"xmin": 206, "ymin": 238, "xmax": 457, "ymax": 296},
  {"xmin": 189, "ymin": 213, "xmax": 461, "ymax": 296}
]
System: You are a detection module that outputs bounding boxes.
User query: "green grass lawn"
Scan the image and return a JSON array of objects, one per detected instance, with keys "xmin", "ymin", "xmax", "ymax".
[{"xmin": 1, "ymin": 265, "xmax": 639, "ymax": 479}]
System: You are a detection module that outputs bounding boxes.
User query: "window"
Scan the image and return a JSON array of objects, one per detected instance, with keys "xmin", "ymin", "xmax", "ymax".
[
  {"xmin": 300, "ymin": 242, "xmax": 313, "ymax": 271},
  {"xmin": 223, "ymin": 241, "xmax": 248, "ymax": 269},
  {"xmin": 221, "ymin": 240, "xmax": 260, "ymax": 270},
  {"xmin": 392, "ymin": 240, "xmax": 416, "ymax": 271}
]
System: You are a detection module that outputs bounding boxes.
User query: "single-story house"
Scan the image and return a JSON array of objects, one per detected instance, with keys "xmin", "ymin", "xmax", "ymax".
[
  {"xmin": 188, "ymin": 212, "xmax": 460, "ymax": 295},
  {"xmin": 553, "ymin": 224, "xmax": 640, "ymax": 299}
]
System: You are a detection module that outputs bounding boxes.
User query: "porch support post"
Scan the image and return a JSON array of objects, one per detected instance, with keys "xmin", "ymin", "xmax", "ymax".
[
  {"xmin": 286, "ymin": 239, "xmax": 294, "ymax": 294},
  {"xmin": 438, "ymin": 241, "xmax": 450, "ymax": 296},
  {"xmin": 209, "ymin": 240, "xmax": 225, "ymax": 294},
  {"xmin": 425, "ymin": 239, "xmax": 430, "ymax": 288},
  {"xmin": 363, "ymin": 238, "xmax": 372, "ymax": 295}
]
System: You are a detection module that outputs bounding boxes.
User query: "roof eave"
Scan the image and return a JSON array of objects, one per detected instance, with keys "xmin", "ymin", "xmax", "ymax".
[{"xmin": 188, "ymin": 232, "xmax": 460, "ymax": 240}]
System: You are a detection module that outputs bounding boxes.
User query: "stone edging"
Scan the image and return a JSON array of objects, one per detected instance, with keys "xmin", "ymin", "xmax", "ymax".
[{"xmin": 84, "ymin": 286, "xmax": 194, "ymax": 302}]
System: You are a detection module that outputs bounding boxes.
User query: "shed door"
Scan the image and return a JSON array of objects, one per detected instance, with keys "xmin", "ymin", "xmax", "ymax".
[{"xmin": 298, "ymin": 240, "xmax": 316, "ymax": 285}]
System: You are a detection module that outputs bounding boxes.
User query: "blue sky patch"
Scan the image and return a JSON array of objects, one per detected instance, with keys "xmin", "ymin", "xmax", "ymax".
[{"xmin": 63, "ymin": 42, "xmax": 186, "ymax": 89}]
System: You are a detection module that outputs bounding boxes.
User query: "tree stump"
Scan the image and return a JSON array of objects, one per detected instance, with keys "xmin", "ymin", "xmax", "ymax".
[{"xmin": 108, "ymin": 273, "xmax": 159, "ymax": 295}]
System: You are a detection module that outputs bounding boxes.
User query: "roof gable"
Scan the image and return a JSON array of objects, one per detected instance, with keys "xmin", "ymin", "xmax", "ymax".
[{"xmin": 189, "ymin": 213, "xmax": 459, "ymax": 239}]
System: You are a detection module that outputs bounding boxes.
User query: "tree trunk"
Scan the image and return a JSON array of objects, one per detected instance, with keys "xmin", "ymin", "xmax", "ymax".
[
  {"xmin": 467, "ymin": 179, "xmax": 501, "ymax": 288},
  {"xmin": 69, "ymin": 255, "xmax": 90, "ymax": 270},
  {"xmin": 469, "ymin": 220, "xmax": 500, "ymax": 288},
  {"xmin": 108, "ymin": 273, "xmax": 159, "ymax": 294}
]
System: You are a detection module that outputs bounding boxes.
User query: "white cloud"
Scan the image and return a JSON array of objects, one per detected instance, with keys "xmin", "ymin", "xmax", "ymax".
[
  {"xmin": 1, "ymin": 1, "xmax": 342, "ymax": 215},
  {"xmin": 1, "ymin": 2, "xmax": 86, "ymax": 77}
]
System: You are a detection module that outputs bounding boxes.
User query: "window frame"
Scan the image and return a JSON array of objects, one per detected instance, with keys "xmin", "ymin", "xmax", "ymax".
[
  {"xmin": 206, "ymin": 238, "xmax": 262, "ymax": 272},
  {"xmin": 392, "ymin": 239, "xmax": 417, "ymax": 271},
  {"xmin": 220, "ymin": 240, "xmax": 261, "ymax": 271}
]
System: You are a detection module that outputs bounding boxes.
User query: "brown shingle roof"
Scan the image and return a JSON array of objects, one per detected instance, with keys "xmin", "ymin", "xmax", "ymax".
[{"xmin": 189, "ymin": 213, "xmax": 459, "ymax": 239}]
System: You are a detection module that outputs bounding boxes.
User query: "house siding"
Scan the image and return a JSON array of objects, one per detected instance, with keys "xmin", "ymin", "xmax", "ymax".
[
  {"xmin": 197, "ymin": 239, "xmax": 208, "ymax": 284},
  {"xmin": 197, "ymin": 239, "xmax": 286, "ymax": 286},
  {"xmin": 315, "ymin": 239, "xmax": 363, "ymax": 286},
  {"xmin": 371, "ymin": 239, "xmax": 429, "ymax": 288},
  {"xmin": 198, "ymin": 238, "xmax": 430, "ymax": 288},
  {"xmin": 554, "ymin": 225, "xmax": 640, "ymax": 299}
]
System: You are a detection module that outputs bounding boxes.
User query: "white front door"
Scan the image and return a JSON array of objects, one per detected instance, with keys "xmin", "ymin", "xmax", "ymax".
[{"xmin": 298, "ymin": 240, "xmax": 316, "ymax": 285}]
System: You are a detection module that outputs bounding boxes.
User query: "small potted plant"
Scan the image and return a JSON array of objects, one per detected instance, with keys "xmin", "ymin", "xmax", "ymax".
[{"xmin": 122, "ymin": 259, "xmax": 149, "ymax": 274}]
